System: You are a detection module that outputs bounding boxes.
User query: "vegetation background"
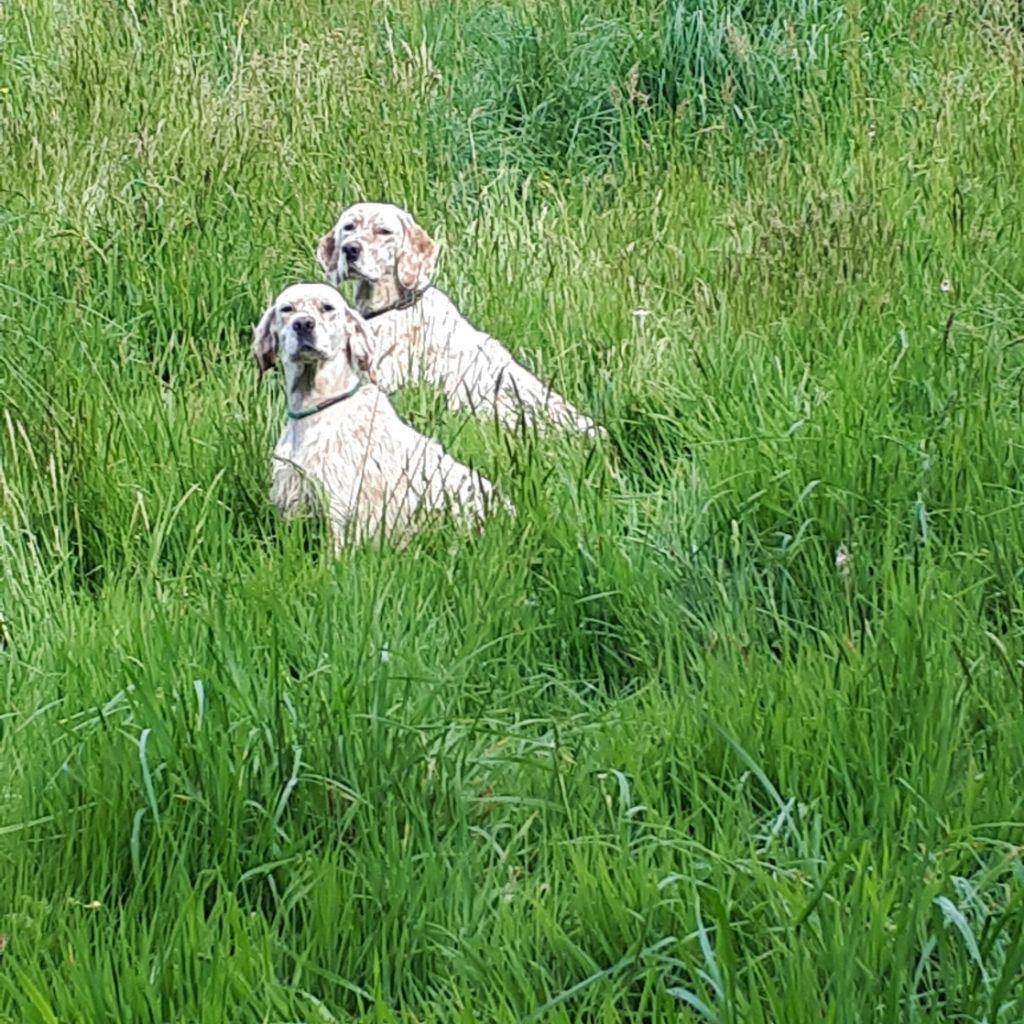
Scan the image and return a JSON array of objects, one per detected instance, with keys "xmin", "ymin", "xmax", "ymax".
[{"xmin": 2, "ymin": 0, "xmax": 1023, "ymax": 1020}]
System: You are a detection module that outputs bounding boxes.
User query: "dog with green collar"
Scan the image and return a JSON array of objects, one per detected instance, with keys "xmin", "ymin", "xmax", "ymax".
[{"xmin": 252, "ymin": 283, "xmax": 511, "ymax": 550}]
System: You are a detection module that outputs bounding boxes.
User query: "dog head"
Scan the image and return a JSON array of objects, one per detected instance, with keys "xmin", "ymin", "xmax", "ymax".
[
  {"xmin": 251, "ymin": 282, "xmax": 374, "ymax": 382},
  {"xmin": 317, "ymin": 202, "xmax": 438, "ymax": 294}
]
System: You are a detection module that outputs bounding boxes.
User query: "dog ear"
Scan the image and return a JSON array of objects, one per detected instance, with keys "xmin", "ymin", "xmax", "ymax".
[
  {"xmin": 344, "ymin": 308, "xmax": 378, "ymax": 384},
  {"xmin": 317, "ymin": 229, "xmax": 341, "ymax": 283},
  {"xmin": 396, "ymin": 210, "xmax": 438, "ymax": 292},
  {"xmin": 251, "ymin": 303, "xmax": 278, "ymax": 378}
]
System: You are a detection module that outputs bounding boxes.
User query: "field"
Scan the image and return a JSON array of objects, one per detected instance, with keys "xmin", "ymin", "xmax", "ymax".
[{"xmin": 2, "ymin": 0, "xmax": 1024, "ymax": 1020}]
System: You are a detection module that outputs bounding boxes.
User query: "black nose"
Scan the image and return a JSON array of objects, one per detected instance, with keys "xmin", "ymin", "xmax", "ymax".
[
  {"xmin": 342, "ymin": 242, "xmax": 361, "ymax": 262},
  {"xmin": 293, "ymin": 315, "xmax": 315, "ymax": 334}
]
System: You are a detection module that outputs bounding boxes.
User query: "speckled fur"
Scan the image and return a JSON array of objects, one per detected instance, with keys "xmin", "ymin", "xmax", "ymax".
[
  {"xmin": 317, "ymin": 202, "xmax": 605, "ymax": 437},
  {"xmin": 252, "ymin": 283, "xmax": 507, "ymax": 550}
]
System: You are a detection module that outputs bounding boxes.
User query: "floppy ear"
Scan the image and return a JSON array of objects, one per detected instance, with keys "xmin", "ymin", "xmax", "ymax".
[
  {"xmin": 396, "ymin": 211, "xmax": 438, "ymax": 292},
  {"xmin": 344, "ymin": 308, "xmax": 378, "ymax": 384},
  {"xmin": 316, "ymin": 229, "xmax": 341, "ymax": 283},
  {"xmin": 251, "ymin": 304, "xmax": 278, "ymax": 379}
]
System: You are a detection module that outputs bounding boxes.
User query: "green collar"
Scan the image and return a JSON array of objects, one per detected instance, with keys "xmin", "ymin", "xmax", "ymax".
[{"xmin": 287, "ymin": 380, "xmax": 362, "ymax": 420}]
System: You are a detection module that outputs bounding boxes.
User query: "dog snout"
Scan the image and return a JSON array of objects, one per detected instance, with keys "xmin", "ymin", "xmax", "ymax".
[
  {"xmin": 342, "ymin": 242, "xmax": 361, "ymax": 263},
  {"xmin": 293, "ymin": 314, "xmax": 315, "ymax": 335}
]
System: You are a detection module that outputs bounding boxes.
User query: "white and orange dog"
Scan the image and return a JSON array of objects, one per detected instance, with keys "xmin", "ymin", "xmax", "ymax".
[
  {"xmin": 317, "ymin": 202, "xmax": 604, "ymax": 437},
  {"xmin": 252, "ymin": 283, "xmax": 507, "ymax": 549}
]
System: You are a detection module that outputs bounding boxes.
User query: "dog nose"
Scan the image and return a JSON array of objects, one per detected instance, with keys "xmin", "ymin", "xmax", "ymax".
[
  {"xmin": 342, "ymin": 242, "xmax": 361, "ymax": 261},
  {"xmin": 293, "ymin": 315, "xmax": 315, "ymax": 334}
]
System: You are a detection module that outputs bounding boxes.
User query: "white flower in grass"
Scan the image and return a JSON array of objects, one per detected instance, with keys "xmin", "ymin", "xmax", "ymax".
[
  {"xmin": 632, "ymin": 307, "xmax": 650, "ymax": 328},
  {"xmin": 940, "ymin": 277, "xmax": 952, "ymax": 294},
  {"xmin": 379, "ymin": 642, "xmax": 391, "ymax": 664},
  {"xmin": 835, "ymin": 543, "xmax": 851, "ymax": 579}
]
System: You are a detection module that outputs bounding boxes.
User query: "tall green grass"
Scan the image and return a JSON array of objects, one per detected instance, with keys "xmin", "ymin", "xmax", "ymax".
[{"xmin": 2, "ymin": 0, "xmax": 1023, "ymax": 1020}]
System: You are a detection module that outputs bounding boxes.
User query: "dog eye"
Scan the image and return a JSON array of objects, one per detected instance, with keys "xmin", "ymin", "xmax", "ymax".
[
  {"xmin": 321, "ymin": 303, "xmax": 335, "ymax": 313},
  {"xmin": 341, "ymin": 223, "xmax": 355, "ymax": 232},
  {"xmin": 279, "ymin": 304, "xmax": 294, "ymax": 314},
  {"xmin": 377, "ymin": 227, "xmax": 393, "ymax": 236}
]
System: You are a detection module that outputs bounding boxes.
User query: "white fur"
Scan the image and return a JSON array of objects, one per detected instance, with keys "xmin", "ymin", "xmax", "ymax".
[
  {"xmin": 252, "ymin": 283, "xmax": 507, "ymax": 550},
  {"xmin": 317, "ymin": 202, "xmax": 605, "ymax": 437}
]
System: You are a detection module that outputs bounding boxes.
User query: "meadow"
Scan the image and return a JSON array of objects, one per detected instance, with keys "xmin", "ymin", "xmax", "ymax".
[{"xmin": 2, "ymin": 0, "xmax": 1023, "ymax": 1020}]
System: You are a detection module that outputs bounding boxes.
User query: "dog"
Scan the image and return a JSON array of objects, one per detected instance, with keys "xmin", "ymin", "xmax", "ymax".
[
  {"xmin": 252, "ymin": 283, "xmax": 507, "ymax": 550},
  {"xmin": 316, "ymin": 202, "xmax": 604, "ymax": 437}
]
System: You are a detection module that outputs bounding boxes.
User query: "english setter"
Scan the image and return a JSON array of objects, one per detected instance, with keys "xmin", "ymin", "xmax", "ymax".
[
  {"xmin": 252, "ymin": 283, "xmax": 506, "ymax": 549},
  {"xmin": 316, "ymin": 202, "xmax": 604, "ymax": 437}
]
